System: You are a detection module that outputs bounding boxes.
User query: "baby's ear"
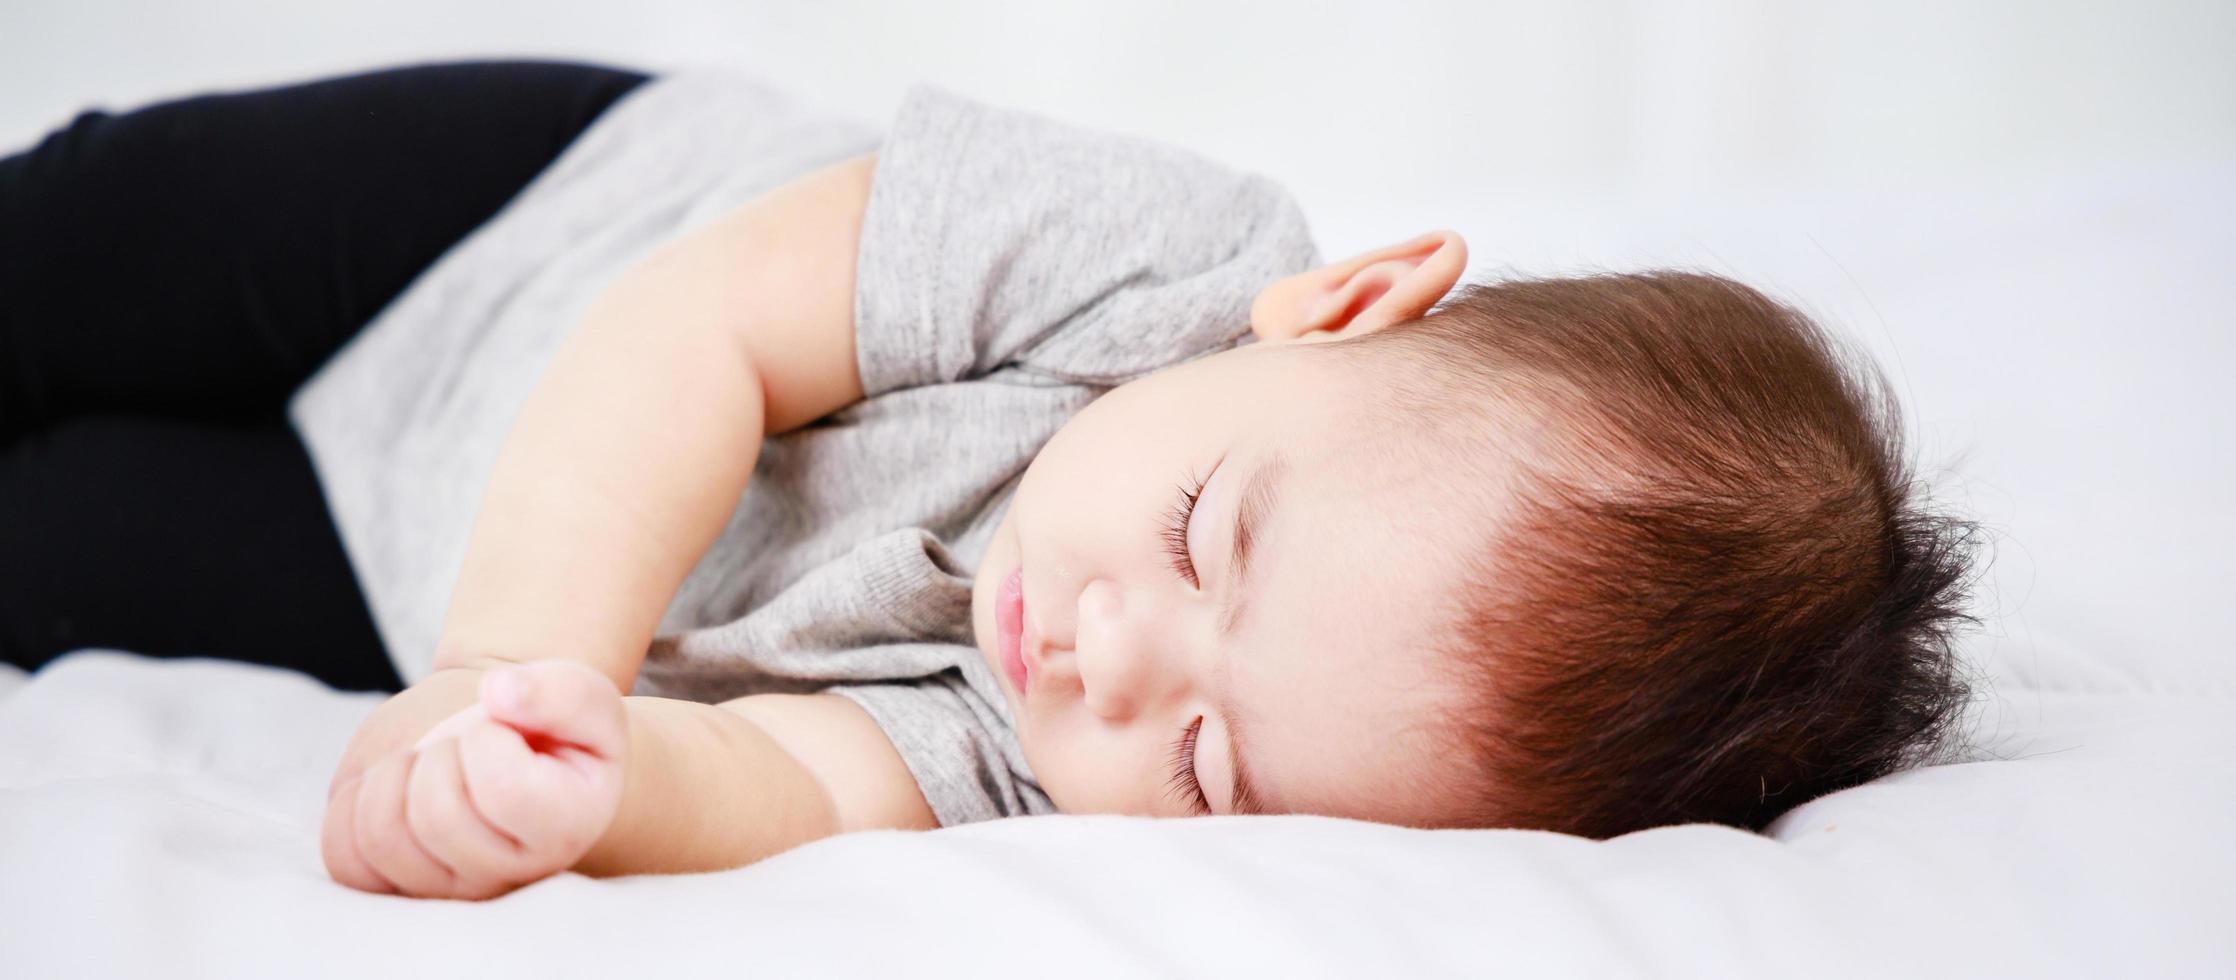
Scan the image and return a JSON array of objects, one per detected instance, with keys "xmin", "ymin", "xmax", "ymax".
[{"xmin": 1250, "ymin": 230, "xmax": 1468, "ymax": 345}]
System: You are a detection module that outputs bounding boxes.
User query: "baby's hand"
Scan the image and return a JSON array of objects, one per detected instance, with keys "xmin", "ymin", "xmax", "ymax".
[{"xmin": 321, "ymin": 660, "xmax": 627, "ymax": 900}]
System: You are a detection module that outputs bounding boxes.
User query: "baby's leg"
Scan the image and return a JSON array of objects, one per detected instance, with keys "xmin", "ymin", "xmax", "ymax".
[
  {"xmin": 0, "ymin": 60, "xmax": 649, "ymax": 686},
  {"xmin": 0, "ymin": 414, "xmax": 396, "ymax": 690},
  {"xmin": 0, "ymin": 59, "xmax": 650, "ymax": 439}
]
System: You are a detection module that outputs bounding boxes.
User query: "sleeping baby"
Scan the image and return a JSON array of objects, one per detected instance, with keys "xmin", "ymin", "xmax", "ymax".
[{"xmin": 317, "ymin": 79, "xmax": 1976, "ymax": 899}]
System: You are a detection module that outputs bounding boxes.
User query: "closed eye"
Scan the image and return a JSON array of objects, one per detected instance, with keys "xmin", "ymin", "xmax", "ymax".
[
  {"xmin": 1163, "ymin": 715, "xmax": 1212, "ymax": 816},
  {"xmin": 1159, "ymin": 466, "xmax": 1209, "ymax": 588}
]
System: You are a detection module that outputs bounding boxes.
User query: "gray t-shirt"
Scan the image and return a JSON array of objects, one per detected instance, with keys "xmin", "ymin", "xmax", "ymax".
[{"xmin": 287, "ymin": 67, "xmax": 1321, "ymax": 825}]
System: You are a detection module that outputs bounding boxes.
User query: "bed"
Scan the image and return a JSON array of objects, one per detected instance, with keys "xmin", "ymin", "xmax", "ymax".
[{"xmin": 3, "ymin": 157, "xmax": 2229, "ymax": 979}]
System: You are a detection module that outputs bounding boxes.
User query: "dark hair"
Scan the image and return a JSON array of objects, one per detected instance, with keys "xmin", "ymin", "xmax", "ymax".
[{"xmin": 1319, "ymin": 271, "xmax": 1980, "ymax": 837}]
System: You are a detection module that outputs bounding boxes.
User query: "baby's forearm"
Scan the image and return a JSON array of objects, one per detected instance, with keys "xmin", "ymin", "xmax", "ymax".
[
  {"xmin": 573, "ymin": 695, "xmax": 841, "ymax": 877},
  {"xmin": 430, "ymin": 253, "xmax": 769, "ymax": 692}
]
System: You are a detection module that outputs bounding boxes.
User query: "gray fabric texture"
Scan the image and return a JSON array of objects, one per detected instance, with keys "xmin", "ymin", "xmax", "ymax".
[{"xmin": 287, "ymin": 67, "xmax": 1322, "ymax": 825}]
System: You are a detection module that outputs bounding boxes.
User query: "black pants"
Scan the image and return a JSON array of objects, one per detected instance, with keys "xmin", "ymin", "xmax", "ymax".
[{"xmin": 1, "ymin": 60, "xmax": 652, "ymax": 692}]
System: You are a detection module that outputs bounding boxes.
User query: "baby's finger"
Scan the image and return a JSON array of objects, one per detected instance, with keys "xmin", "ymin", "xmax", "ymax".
[
  {"xmin": 480, "ymin": 662, "xmax": 626, "ymax": 763},
  {"xmin": 405, "ymin": 736, "xmax": 530, "ymax": 899},
  {"xmin": 320, "ymin": 775, "xmax": 397, "ymax": 895},
  {"xmin": 352, "ymin": 751, "xmax": 456, "ymax": 897},
  {"xmin": 455, "ymin": 718, "xmax": 604, "ymax": 858},
  {"xmin": 413, "ymin": 701, "xmax": 492, "ymax": 752}
]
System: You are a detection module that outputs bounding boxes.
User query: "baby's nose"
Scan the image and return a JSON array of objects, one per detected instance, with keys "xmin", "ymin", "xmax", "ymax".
[{"xmin": 1073, "ymin": 579, "xmax": 1171, "ymax": 722}]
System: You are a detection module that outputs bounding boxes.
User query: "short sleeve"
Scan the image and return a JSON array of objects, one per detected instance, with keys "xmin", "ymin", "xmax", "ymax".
[
  {"xmin": 828, "ymin": 676, "xmax": 1055, "ymax": 826},
  {"xmin": 852, "ymin": 86, "xmax": 1322, "ymax": 397}
]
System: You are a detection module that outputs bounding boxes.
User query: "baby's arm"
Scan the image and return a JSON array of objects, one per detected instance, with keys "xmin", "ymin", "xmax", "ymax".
[
  {"xmin": 328, "ymin": 660, "xmax": 935, "ymax": 899},
  {"xmin": 326, "ymin": 150, "xmax": 883, "ymax": 885},
  {"xmin": 432, "ymin": 150, "xmax": 880, "ymax": 690},
  {"xmin": 581, "ymin": 688, "xmax": 939, "ymax": 877}
]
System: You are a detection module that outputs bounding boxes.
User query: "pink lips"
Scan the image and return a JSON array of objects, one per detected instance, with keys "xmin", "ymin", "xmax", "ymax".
[{"xmin": 996, "ymin": 564, "xmax": 1029, "ymax": 697}]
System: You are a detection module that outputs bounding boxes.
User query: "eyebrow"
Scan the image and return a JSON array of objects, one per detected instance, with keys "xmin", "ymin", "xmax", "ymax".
[{"xmin": 1214, "ymin": 451, "xmax": 1286, "ymax": 815}]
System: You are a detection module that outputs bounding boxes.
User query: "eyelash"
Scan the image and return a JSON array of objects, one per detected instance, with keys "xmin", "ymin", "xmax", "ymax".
[
  {"xmin": 1159, "ymin": 467, "xmax": 1209, "ymax": 589},
  {"xmin": 1157, "ymin": 466, "xmax": 1213, "ymax": 815},
  {"xmin": 1163, "ymin": 716, "xmax": 1213, "ymax": 817}
]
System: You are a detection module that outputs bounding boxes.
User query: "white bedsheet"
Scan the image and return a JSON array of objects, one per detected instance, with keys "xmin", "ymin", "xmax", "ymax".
[
  {"xmin": 4, "ymin": 163, "xmax": 2232, "ymax": 978},
  {"xmin": 0, "ymin": 654, "xmax": 2228, "ymax": 978}
]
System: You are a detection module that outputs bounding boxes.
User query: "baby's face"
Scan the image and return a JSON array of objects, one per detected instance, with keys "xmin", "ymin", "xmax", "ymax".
[{"xmin": 970, "ymin": 338, "xmax": 1489, "ymax": 823}]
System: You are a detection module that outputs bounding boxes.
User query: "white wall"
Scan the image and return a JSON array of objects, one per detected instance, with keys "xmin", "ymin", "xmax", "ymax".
[{"xmin": 7, "ymin": 1, "xmax": 2233, "ymax": 251}]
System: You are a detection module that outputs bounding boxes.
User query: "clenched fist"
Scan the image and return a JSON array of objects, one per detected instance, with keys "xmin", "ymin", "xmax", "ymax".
[{"xmin": 321, "ymin": 660, "xmax": 628, "ymax": 900}]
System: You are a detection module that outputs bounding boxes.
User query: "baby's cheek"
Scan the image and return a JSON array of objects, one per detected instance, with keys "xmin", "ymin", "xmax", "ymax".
[{"xmin": 1016, "ymin": 719, "xmax": 1148, "ymax": 816}]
